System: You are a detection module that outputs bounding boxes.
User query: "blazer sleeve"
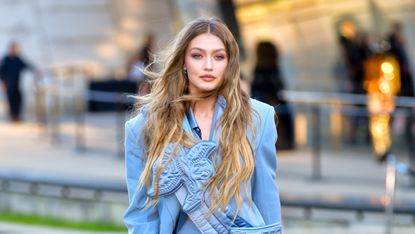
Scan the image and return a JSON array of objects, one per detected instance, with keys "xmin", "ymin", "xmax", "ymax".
[
  {"xmin": 252, "ymin": 106, "xmax": 282, "ymax": 225},
  {"xmin": 123, "ymin": 116, "xmax": 159, "ymax": 234}
]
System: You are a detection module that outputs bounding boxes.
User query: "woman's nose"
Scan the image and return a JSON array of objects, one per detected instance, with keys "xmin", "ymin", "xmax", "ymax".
[{"xmin": 204, "ymin": 56, "xmax": 213, "ymax": 71}]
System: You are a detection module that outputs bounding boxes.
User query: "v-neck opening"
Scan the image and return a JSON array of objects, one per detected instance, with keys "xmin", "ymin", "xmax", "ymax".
[{"xmin": 187, "ymin": 103, "xmax": 218, "ymax": 141}]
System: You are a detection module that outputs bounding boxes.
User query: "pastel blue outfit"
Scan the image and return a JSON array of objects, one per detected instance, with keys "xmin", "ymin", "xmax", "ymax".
[{"xmin": 124, "ymin": 97, "xmax": 282, "ymax": 233}]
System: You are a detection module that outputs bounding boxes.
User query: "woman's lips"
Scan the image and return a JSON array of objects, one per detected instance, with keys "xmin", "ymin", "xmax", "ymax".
[{"xmin": 200, "ymin": 75, "xmax": 215, "ymax": 81}]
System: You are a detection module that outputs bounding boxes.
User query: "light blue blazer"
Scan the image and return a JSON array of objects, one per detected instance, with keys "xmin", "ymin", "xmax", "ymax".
[{"xmin": 124, "ymin": 97, "xmax": 281, "ymax": 233}]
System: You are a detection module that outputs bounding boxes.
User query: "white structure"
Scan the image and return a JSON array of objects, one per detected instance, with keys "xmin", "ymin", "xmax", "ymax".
[{"xmin": 0, "ymin": 0, "xmax": 177, "ymax": 78}]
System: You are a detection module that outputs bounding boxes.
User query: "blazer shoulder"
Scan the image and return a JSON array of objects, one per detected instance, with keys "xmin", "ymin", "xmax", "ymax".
[
  {"xmin": 250, "ymin": 98, "xmax": 274, "ymax": 115},
  {"xmin": 125, "ymin": 107, "xmax": 149, "ymax": 133},
  {"xmin": 249, "ymin": 98, "xmax": 275, "ymax": 135}
]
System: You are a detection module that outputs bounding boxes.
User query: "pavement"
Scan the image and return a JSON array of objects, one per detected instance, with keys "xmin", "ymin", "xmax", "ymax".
[{"xmin": 1, "ymin": 104, "xmax": 415, "ymax": 233}]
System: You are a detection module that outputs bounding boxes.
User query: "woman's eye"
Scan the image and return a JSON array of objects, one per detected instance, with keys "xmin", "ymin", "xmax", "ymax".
[
  {"xmin": 191, "ymin": 54, "xmax": 202, "ymax": 59},
  {"xmin": 215, "ymin": 54, "xmax": 226, "ymax": 60}
]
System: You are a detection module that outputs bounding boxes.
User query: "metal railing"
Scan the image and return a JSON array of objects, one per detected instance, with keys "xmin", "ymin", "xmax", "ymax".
[
  {"xmin": 281, "ymin": 90, "xmax": 415, "ymax": 181},
  {"xmin": 31, "ymin": 68, "xmax": 136, "ymax": 158},
  {"xmin": 281, "ymin": 90, "xmax": 415, "ymax": 234}
]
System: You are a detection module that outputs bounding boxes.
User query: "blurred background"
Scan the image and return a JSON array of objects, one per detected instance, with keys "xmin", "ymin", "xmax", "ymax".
[{"xmin": 1, "ymin": 0, "xmax": 415, "ymax": 233}]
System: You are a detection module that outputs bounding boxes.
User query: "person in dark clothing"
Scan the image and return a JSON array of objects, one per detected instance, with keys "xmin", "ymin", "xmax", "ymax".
[
  {"xmin": 251, "ymin": 41, "xmax": 294, "ymax": 150},
  {"xmin": 337, "ymin": 21, "xmax": 370, "ymax": 144},
  {"xmin": 126, "ymin": 33, "xmax": 154, "ymax": 95},
  {"xmin": 338, "ymin": 21, "xmax": 365, "ymax": 94},
  {"xmin": 251, "ymin": 42, "xmax": 285, "ymax": 106},
  {"xmin": 388, "ymin": 22, "xmax": 414, "ymax": 97},
  {"xmin": 387, "ymin": 22, "xmax": 415, "ymax": 162},
  {"xmin": 0, "ymin": 42, "xmax": 34, "ymax": 122}
]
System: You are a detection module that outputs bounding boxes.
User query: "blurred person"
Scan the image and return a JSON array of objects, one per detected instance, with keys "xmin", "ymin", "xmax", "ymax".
[
  {"xmin": 124, "ymin": 17, "xmax": 282, "ymax": 233},
  {"xmin": 358, "ymin": 31, "xmax": 374, "ymax": 61},
  {"xmin": 251, "ymin": 41, "xmax": 294, "ymax": 150},
  {"xmin": 140, "ymin": 33, "xmax": 154, "ymax": 67},
  {"xmin": 126, "ymin": 49, "xmax": 146, "ymax": 82},
  {"xmin": 338, "ymin": 21, "xmax": 365, "ymax": 94},
  {"xmin": 356, "ymin": 31, "xmax": 375, "ymax": 142},
  {"xmin": 126, "ymin": 33, "xmax": 155, "ymax": 95},
  {"xmin": 387, "ymin": 22, "xmax": 415, "ymax": 158},
  {"xmin": 338, "ymin": 22, "xmax": 368, "ymax": 144},
  {"xmin": 388, "ymin": 22, "xmax": 414, "ymax": 97},
  {"xmin": 0, "ymin": 41, "xmax": 36, "ymax": 122}
]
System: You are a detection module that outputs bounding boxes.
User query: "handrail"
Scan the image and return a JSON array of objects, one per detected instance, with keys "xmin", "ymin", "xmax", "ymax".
[
  {"xmin": 281, "ymin": 193, "xmax": 415, "ymax": 216},
  {"xmin": 282, "ymin": 90, "xmax": 415, "ymax": 107},
  {"xmin": 0, "ymin": 169, "xmax": 126, "ymax": 193}
]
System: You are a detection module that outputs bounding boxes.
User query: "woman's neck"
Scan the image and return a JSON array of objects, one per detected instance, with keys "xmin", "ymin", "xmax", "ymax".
[
  {"xmin": 192, "ymin": 96, "xmax": 216, "ymax": 118},
  {"xmin": 191, "ymin": 96, "xmax": 217, "ymax": 140}
]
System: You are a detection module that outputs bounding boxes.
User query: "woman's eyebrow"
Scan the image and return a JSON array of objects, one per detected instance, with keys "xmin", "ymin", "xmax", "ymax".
[{"xmin": 189, "ymin": 47, "xmax": 226, "ymax": 52}]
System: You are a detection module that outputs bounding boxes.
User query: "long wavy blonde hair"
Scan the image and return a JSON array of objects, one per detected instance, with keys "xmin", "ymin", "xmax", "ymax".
[{"xmin": 135, "ymin": 17, "xmax": 255, "ymax": 214}]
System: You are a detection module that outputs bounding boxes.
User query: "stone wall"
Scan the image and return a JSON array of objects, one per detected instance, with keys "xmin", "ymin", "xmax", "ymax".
[{"xmin": 0, "ymin": 191, "xmax": 127, "ymax": 225}]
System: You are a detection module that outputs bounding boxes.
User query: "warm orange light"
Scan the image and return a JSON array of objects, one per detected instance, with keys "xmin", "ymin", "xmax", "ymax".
[
  {"xmin": 381, "ymin": 62, "xmax": 394, "ymax": 74},
  {"xmin": 295, "ymin": 113, "xmax": 307, "ymax": 148},
  {"xmin": 369, "ymin": 115, "xmax": 391, "ymax": 156},
  {"xmin": 384, "ymin": 73, "xmax": 394, "ymax": 81},
  {"xmin": 379, "ymin": 79, "xmax": 391, "ymax": 94},
  {"xmin": 364, "ymin": 55, "xmax": 400, "ymax": 158}
]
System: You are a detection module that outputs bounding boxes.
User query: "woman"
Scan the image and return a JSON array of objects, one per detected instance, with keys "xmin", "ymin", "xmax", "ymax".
[
  {"xmin": 124, "ymin": 17, "xmax": 282, "ymax": 233},
  {"xmin": 251, "ymin": 41, "xmax": 294, "ymax": 150}
]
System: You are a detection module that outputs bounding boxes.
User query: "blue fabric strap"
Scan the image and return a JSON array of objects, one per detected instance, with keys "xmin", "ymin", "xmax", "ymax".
[
  {"xmin": 230, "ymin": 223, "xmax": 282, "ymax": 234},
  {"xmin": 147, "ymin": 140, "xmax": 282, "ymax": 234},
  {"xmin": 176, "ymin": 186, "xmax": 282, "ymax": 234},
  {"xmin": 176, "ymin": 186, "xmax": 226, "ymax": 234}
]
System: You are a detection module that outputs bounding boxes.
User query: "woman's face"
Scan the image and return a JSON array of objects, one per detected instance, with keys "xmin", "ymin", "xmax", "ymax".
[{"xmin": 184, "ymin": 33, "xmax": 228, "ymax": 95}]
